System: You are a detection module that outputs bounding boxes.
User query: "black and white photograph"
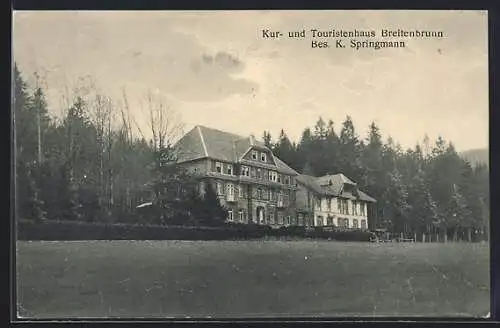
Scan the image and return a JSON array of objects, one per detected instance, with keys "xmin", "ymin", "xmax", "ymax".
[{"xmin": 13, "ymin": 10, "xmax": 490, "ymax": 319}]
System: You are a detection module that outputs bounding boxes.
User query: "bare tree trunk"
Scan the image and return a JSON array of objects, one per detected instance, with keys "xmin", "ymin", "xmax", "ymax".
[{"xmin": 37, "ymin": 103, "xmax": 42, "ymax": 164}]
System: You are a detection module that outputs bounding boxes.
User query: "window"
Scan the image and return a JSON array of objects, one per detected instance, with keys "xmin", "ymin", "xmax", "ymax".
[
  {"xmin": 277, "ymin": 212, "xmax": 284, "ymax": 225},
  {"xmin": 277, "ymin": 175, "xmax": 281, "ymax": 183},
  {"xmin": 261, "ymin": 152, "xmax": 267, "ymax": 162},
  {"xmin": 215, "ymin": 162, "xmax": 222, "ymax": 173},
  {"xmin": 238, "ymin": 210, "xmax": 244, "ymax": 223},
  {"xmin": 361, "ymin": 220, "xmax": 367, "ymax": 230},
  {"xmin": 277, "ymin": 191, "xmax": 284, "ymax": 206},
  {"xmin": 268, "ymin": 189, "xmax": 272, "ymax": 200},
  {"xmin": 226, "ymin": 183, "xmax": 235, "ymax": 201},
  {"xmin": 238, "ymin": 185, "xmax": 244, "ymax": 198},
  {"xmin": 316, "ymin": 216, "xmax": 323, "ymax": 226},
  {"xmin": 269, "ymin": 171, "xmax": 278, "ymax": 182},
  {"xmin": 257, "ymin": 168, "xmax": 262, "ymax": 179},
  {"xmin": 257, "ymin": 188, "xmax": 263, "ymax": 200},
  {"xmin": 225, "ymin": 164, "xmax": 233, "ymax": 175},
  {"xmin": 353, "ymin": 219, "xmax": 359, "ymax": 229},
  {"xmin": 297, "ymin": 214, "xmax": 304, "ymax": 226},
  {"xmin": 352, "ymin": 201, "xmax": 358, "ymax": 215},
  {"xmin": 339, "ymin": 199, "xmax": 349, "ymax": 215},
  {"xmin": 327, "ymin": 216, "xmax": 333, "ymax": 226},
  {"xmin": 251, "ymin": 150, "xmax": 258, "ymax": 160},
  {"xmin": 217, "ymin": 182, "xmax": 224, "ymax": 195},
  {"xmin": 241, "ymin": 166, "xmax": 250, "ymax": 177},
  {"xmin": 360, "ymin": 203, "xmax": 366, "ymax": 216},
  {"xmin": 285, "ymin": 216, "xmax": 291, "ymax": 225},
  {"xmin": 338, "ymin": 218, "xmax": 348, "ymax": 228},
  {"xmin": 270, "ymin": 212, "xmax": 275, "ymax": 225},
  {"xmin": 328, "ymin": 198, "xmax": 332, "ymax": 211},
  {"xmin": 284, "ymin": 176, "xmax": 290, "ymax": 185},
  {"xmin": 227, "ymin": 210, "xmax": 233, "ymax": 222},
  {"xmin": 266, "ymin": 212, "xmax": 272, "ymax": 225}
]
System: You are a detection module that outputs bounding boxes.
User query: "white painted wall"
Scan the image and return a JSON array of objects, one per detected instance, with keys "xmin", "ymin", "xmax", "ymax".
[{"xmin": 313, "ymin": 196, "xmax": 369, "ymax": 229}]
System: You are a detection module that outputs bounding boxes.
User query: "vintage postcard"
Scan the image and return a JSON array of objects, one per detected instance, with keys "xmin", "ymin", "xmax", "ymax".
[{"xmin": 12, "ymin": 10, "xmax": 490, "ymax": 319}]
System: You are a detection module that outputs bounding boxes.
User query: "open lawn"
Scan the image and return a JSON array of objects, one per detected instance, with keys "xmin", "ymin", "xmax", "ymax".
[{"xmin": 16, "ymin": 241, "xmax": 490, "ymax": 318}]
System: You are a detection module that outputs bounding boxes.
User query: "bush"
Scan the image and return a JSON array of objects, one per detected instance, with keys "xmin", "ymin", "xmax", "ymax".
[
  {"xmin": 17, "ymin": 219, "xmax": 373, "ymax": 242},
  {"xmin": 17, "ymin": 219, "xmax": 271, "ymax": 241}
]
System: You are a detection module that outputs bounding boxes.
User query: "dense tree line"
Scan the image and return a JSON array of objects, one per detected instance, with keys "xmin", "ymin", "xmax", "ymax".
[
  {"xmin": 13, "ymin": 64, "xmax": 226, "ymax": 227},
  {"xmin": 265, "ymin": 117, "xmax": 489, "ymax": 242},
  {"xmin": 14, "ymin": 64, "xmax": 489, "ymax": 241}
]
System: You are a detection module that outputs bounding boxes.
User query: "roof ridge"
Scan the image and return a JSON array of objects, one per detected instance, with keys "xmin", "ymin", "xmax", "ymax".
[
  {"xmin": 197, "ymin": 125, "xmax": 246, "ymax": 140},
  {"xmin": 197, "ymin": 125, "xmax": 209, "ymax": 157}
]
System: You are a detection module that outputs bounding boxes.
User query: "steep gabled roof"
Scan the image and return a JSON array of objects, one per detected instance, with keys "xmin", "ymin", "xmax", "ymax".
[
  {"xmin": 297, "ymin": 173, "xmax": 376, "ymax": 203},
  {"xmin": 173, "ymin": 126, "xmax": 207, "ymax": 162},
  {"xmin": 296, "ymin": 174, "xmax": 324, "ymax": 194},
  {"xmin": 358, "ymin": 190, "xmax": 377, "ymax": 203},
  {"xmin": 174, "ymin": 125, "xmax": 298, "ymax": 175}
]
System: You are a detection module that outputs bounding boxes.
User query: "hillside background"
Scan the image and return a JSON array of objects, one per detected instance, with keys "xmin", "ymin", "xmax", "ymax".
[{"xmin": 461, "ymin": 148, "xmax": 488, "ymax": 167}]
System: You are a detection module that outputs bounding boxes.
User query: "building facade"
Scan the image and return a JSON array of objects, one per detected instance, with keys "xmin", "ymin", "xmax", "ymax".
[
  {"xmin": 174, "ymin": 125, "xmax": 376, "ymax": 229},
  {"xmin": 174, "ymin": 125, "xmax": 299, "ymax": 227},
  {"xmin": 296, "ymin": 173, "xmax": 376, "ymax": 230}
]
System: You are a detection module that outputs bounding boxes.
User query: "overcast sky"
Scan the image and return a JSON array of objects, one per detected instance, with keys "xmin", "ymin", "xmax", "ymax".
[{"xmin": 13, "ymin": 10, "xmax": 488, "ymax": 151}]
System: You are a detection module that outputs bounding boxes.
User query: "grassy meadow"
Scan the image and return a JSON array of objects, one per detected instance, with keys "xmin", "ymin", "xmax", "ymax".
[{"xmin": 16, "ymin": 240, "xmax": 490, "ymax": 318}]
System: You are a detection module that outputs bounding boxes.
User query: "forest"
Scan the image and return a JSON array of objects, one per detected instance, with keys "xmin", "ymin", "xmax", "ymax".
[{"xmin": 13, "ymin": 63, "xmax": 489, "ymax": 241}]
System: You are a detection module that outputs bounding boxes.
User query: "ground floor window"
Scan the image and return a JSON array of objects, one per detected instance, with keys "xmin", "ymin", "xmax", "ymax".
[
  {"xmin": 297, "ymin": 214, "xmax": 304, "ymax": 226},
  {"xmin": 227, "ymin": 209, "xmax": 233, "ymax": 222},
  {"xmin": 266, "ymin": 212, "xmax": 273, "ymax": 225},
  {"xmin": 338, "ymin": 218, "xmax": 349, "ymax": 228},
  {"xmin": 353, "ymin": 219, "xmax": 359, "ymax": 229},
  {"xmin": 327, "ymin": 216, "xmax": 334, "ymax": 226},
  {"xmin": 316, "ymin": 216, "xmax": 323, "ymax": 226},
  {"xmin": 361, "ymin": 219, "xmax": 367, "ymax": 230},
  {"xmin": 285, "ymin": 215, "xmax": 291, "ymax": 225},
  {"xmin": 269, "ymin": 212, "xmax": 276, "ymax": 225},
  {"xmin": 238, "ymin": 210, "xmax": 244, "ymax": 223},
  {"xmin": 278, "ymin": 212, "xmax": 284, "ymax": 225}
]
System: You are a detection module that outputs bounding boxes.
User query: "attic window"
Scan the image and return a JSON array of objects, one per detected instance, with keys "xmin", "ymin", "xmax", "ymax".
[
  {"xmin": 261, "ymin": 153, "xmax": 267, "ymax": 162},
  {"xmin": 215, "ymin": 162, "xmax": 222, "ymax": 173},
  {"xmin": 252, "ymin": 150, "xmax": 258, "ymax": 160}
]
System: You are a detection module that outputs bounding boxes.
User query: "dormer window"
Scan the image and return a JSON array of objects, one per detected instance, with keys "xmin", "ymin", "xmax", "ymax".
[
  {"xmin": 225, "ymin": 164, "xmax": 233, "ymax": 175},
  {"xmin": 251, "ymin": 150, "xmax": 258, "ymax": 160},
  {"xmin": 261, "ymin": 152, "xmax": 267, "ymax": 162},
  {"xmin": 215, "ymin": 162, "xmax": 222, "ymax": 173}
]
